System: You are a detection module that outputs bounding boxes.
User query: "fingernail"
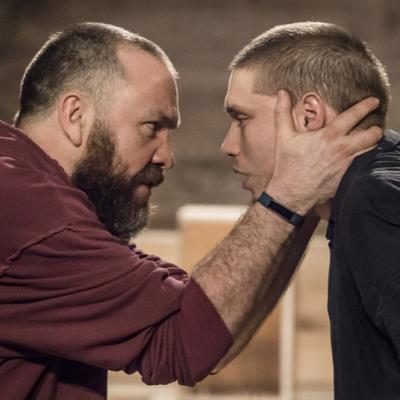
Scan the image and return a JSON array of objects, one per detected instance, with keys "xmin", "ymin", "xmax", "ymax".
[{"xmin": 278, "ymin": 90, "xmax": 284, "ymax": 99}]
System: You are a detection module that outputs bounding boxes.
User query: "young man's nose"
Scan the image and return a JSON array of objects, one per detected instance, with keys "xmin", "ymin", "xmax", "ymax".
[{"xmin": 221, "ymin": 125, "xmax": 240, "ymax": 156}]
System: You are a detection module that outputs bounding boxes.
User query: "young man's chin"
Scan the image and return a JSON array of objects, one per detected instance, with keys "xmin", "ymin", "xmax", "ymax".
[
  {"xmin": 248, "ymin": 188, "xmax": 262, "ymax": 203},
  {"xmin": 246, "ymin": 180, "xmax": 271, "ymax": 203},
  {"xmin": 240, "ymin": 177, "xmax": 257, "ymax": 199}
]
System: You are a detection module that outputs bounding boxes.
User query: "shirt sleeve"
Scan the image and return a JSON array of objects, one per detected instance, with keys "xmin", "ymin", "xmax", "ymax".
[
  {"xmin": 341, "ymin": 174, "xmax": 400, "ymax": 356},
  {"xmin": 0, "ymin": 226, "xmax": 232, "ymax": 386}
]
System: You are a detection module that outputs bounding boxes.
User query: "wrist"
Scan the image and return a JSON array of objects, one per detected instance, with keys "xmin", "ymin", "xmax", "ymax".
[
  {"xmin": 257, "ymin": 191, "xmax": 305, "ymax": 227},
  {"xmin": 265, "ymin": 178, "xmax": 315, "ymax": 215}
]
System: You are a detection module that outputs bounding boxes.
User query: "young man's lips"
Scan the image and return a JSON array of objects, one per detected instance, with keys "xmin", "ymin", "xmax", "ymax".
[{"xmin": 233, "ymin": 168, "xmax": 247, "ymax": 175}]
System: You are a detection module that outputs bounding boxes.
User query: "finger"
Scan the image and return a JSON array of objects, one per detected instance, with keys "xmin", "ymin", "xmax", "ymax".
[
  {"xmin": 274, "ymin": 90, "xmax": 296, "ymax": 142},
  {"xmin": 326, "ymin": 97, "xmax": 380, "ymax": 137},
  {"xmin": 342, "ymin": 126, "xmax": 383, "ymax": 156}
]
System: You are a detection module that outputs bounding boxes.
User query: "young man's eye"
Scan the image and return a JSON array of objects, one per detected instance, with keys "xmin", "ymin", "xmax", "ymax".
[{"xmin": 236, "ymin": 116, "xmax": 248, "ymax": 126}]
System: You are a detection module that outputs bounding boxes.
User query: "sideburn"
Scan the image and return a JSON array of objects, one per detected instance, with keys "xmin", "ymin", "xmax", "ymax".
[{"xmin": 71, "ymin": 120, "xmax": 152, "ymax": 243}]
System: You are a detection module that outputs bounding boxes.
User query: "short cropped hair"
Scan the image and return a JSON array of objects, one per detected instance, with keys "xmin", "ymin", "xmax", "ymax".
[
  {"xmin": 15, "ymin": 22, "xmax": 177, "ymax": 126},
  {"xmin": 230, "ymin": 22, "xmax": 390, "ymax": 128}
]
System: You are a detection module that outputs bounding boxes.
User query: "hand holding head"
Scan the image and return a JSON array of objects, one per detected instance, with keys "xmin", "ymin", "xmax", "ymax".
[{"xmin": 268, "ymin": 90, "xmax": 382, "ymax": 212}]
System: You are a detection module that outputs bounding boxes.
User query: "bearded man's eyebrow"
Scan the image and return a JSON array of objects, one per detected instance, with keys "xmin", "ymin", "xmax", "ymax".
[{"xmin": 143, "ymin": 111, "xmax": 180, "ymax": 129}]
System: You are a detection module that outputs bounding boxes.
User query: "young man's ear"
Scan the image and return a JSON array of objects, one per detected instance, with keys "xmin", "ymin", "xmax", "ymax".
[
  {"xmin": 58, "ymin": 92, "xmax": 94, "ymax": 147},
  {"xmin": 293, "ymin": 92, "xmax": 326, "ymax": 132}
]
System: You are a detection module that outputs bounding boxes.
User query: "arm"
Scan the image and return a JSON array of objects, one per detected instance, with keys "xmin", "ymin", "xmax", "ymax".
[
  {"xmin": 213, "ymin": 212, "xmax": 319, "ymax": 370},
  {"xmin": 1, "ymin": 227, "xmax": 232, "ymax": 386},
  {"xmin": 193, "ymin": 92, "xmax": 382, "ymax": 362}
]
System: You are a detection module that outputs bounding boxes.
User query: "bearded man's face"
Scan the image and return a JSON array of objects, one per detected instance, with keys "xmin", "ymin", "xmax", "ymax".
[{"xmin": 71, "ymin": 119, "xmax": 164, "ymax": 243}]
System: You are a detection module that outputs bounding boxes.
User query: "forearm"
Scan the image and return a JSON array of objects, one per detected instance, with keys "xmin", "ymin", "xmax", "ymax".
[
  {"xmin": 191, "ymin": 185, "xmax": 313, "ymax": 337},
  {"xmin": 213, "ymin": 213, "xmax": 319, "ymax": 369},
  {"xmin": 257, "ymin": 212, "xmax": 319, "ymax": 315}
]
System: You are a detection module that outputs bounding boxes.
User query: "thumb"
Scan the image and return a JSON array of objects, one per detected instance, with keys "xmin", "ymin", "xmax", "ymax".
[{"xmin": 274, "ymin": 90, "xmax": 296, "ymax": 144}]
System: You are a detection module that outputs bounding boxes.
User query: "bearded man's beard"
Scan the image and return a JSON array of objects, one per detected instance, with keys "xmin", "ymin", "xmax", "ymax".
[{"xmin": 71, "ymin": 119, "xmax": 164, "ymax": 244}]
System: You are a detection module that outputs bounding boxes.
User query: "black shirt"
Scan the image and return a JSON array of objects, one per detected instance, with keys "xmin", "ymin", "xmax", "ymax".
[{"xmin": 328, "ymin": 130, "xmax": 400, "ymax": 399}]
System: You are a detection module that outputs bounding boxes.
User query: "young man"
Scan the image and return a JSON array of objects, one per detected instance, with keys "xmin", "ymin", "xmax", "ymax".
[
  {"xmin": 0, "ymin": 22, "xmax": 380, "ymax": 399},
  {"xmin": 223, "ymin": 21, "xmax": 398, "ymax": 399}
]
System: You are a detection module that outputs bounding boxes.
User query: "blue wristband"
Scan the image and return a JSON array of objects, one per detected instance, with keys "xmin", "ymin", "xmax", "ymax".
[{"xmin": 257, "ymin": 192, "xmax": 305, "ymax": 227}]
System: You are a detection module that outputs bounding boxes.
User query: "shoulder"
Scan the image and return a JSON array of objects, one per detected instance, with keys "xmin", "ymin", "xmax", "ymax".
[
  {"xmin": 0, "ymin": 122, "xmax": 102, "ymax": 265},
  {"xmin": 341, "ymin": 144, "xmax": 400, "ymax": 225}
]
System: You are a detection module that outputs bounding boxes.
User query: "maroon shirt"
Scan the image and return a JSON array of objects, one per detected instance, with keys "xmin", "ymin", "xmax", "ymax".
[{"xmin": 0, "ymin": 120, "xmax": 232, "ymax": 399}]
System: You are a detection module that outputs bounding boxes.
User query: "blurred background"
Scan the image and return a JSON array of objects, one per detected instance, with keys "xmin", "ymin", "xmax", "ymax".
[{"xmin": 1, "ymin": 1, "xmax": 399, "ymax": 399}]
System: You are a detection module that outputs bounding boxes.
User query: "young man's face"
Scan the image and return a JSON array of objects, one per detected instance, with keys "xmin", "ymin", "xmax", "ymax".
[{"xmin": 222, "ymin": 68, "xmax": 278, "ymax": 200}]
